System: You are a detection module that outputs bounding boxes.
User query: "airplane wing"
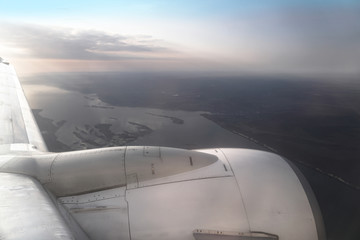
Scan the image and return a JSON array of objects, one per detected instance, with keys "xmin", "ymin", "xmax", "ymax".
[
  {"xmin": 0, "ymin": 59, "xmax": 325, "ymax": 240},
  {"xmin": 0, "ymin": 173, "xmax": 74, "ymax": 239},
  {"xmin": 0, "ymin": 58, "xmax": 47, "ymax": 152}
]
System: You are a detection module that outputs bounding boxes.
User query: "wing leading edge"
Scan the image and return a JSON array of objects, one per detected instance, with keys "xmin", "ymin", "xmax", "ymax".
[{"xmin": 0, "ymin": 60, "xmax": 47, "ymax": 152}]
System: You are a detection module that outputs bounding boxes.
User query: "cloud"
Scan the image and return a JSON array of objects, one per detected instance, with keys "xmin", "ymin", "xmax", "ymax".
[{"xmin": 0, "ymin": 23, "xmax": 169, "ymax": 60}]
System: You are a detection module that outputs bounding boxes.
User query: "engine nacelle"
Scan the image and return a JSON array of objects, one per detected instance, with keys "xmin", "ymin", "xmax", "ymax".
[{"xmin": 49, "ymin": 146, "xmax": 324, "ymax": 240}]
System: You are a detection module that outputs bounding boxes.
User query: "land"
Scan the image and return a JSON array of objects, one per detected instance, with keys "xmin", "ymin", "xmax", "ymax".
[
  {"xmin": 72, "ymin": 122, "xmax": 152, "ymax": 149},
  {"xmin": 146, "ymin": 113, "xmax": 184, "ymax": 124},
  {"xmin": 46, "ymin": 73, "xmax": 359, "ymax": 185},
  {"xmin": 32, "ymin": 109, "xmax": 71, "ymax": 152},
  {"xmin": 32, "ymin": 111, "xmax": 154, "ymax": 150}
]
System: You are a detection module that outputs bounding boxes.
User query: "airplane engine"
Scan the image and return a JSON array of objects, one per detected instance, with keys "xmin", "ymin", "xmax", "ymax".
[{"xmin": 34, "ymin": 146, "xmax": 325, "ymax": 240}]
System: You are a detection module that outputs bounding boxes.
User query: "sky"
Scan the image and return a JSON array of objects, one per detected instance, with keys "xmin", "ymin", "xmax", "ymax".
[{"xmin": 0, "ymin": 0, "xmax": 359, "ymax": 76}]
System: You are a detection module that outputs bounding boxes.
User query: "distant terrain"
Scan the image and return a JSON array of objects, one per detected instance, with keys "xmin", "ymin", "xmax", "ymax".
[
  {"xmin": 29, "ymin": 73, "xmax": 360, "ymax": 185},
  {"xmin": 27, "ymin": 72, "xmax": 360, "ymax": 240}
]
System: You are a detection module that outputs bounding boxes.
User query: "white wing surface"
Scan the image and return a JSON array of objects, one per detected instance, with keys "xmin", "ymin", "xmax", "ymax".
[
  {"xmin": 0, "ymin": 173, "xmax": 74, "ymax": 239},
  {"xmin": 0, "ymin": 60, "xmax": 47, "ymax": 152}
]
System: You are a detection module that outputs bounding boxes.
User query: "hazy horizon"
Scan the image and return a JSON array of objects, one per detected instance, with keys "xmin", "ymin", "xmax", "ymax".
[{"xmin": 1, "ymin": 0, "xmax": 359, "ymax": 77}]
